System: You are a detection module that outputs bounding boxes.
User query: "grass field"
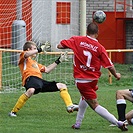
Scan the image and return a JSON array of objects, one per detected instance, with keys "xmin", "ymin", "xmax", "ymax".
[{"xmin": 0, "ymin": 64, "xmax": 133, "ymax": 133}]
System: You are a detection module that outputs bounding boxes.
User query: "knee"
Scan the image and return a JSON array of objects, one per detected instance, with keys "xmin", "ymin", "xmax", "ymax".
[
  {"xmin": 86, "ymin": 99, "xmax": 98, "ymax": 110},
  {"xmin": 56, "ymin": 83, "xmax": 67, "ymax": 90},
  {"xmin": 126, "ymin": 110, "xmax": 133, "ymax": 124},
  {"xmin": 126, "ymin": 114, "xmax": 130, "ymax": 122},
  {"xmin": 116, "ymin": 90, "xmax": 123, "ymax": 99},
  {"xmin": 26, "ymin": 88, "xmax": 35, "ymax": 97}
]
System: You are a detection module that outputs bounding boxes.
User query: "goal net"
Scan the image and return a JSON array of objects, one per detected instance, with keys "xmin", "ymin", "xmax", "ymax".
[
  {"xmin": 1, "ymin": 0, "xmax": 133, "ymax": 93},
  {"xmin": 1, "ymin": 51, "xmax": 74, "ymax": 92},
  {"xmin": 0, "ymin": 0, "xmax": 80, "ymax": 92}
]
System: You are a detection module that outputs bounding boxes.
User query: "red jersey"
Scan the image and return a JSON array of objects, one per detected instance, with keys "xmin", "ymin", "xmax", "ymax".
[
  {"xmin": 60, "ymin": 35, "xmax": 113, "ymax": 80},
  {"xmin": 18, "ymin": 51, "xmax": 45, "ymax": 86}
]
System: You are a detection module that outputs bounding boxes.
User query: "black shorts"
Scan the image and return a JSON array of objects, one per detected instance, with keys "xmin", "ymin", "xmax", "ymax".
[{"xmin": 24, "ymin": 76, "xmax": 59, "ymax": 94}]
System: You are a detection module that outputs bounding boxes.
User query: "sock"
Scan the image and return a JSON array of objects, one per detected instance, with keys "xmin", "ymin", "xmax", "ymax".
[
  {"xmin": 95, "ymin": 105, "xmax": 118, "ymax": 126},
  {"xmin": 116, "ymin": 99, "xmax": 126, "ymax": 121},
  {"xmin": 76, "ymin": 97, "xmax": 88, "ymax": 124},
  {"xmin": 60, "ymin": 88, "xmax": 73, "ymax": 107},
  {"xmin": 11, "ymin": 93, "xmax": 29, "ymax": 113}
]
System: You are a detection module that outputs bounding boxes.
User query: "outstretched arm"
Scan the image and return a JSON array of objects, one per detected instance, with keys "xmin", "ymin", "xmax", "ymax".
[
  {"xmin": 44, "ymin": 62, "xmax": 58, "ymax": 73},
  {"xmin": 44, "ymin": 51, "xmax": 68, "ymax": 73}
]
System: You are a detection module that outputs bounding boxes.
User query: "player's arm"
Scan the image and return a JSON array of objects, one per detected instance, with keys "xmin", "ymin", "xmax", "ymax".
[
  {"xmin": 100, "ymin": 48, "xmax": 121, "ymax": 80},
  {"xmin": 24, "ymin": 42, "xmax": 51, "ymax": 58},
  {"xmin": 57, "ymin": 44, "xmax": 65, "ymax": 49},
  {"xmin": 24, "ymin": 50, "xmax": 38, "ymax": 58},
  {"xmin": 44, "ymin": 62, "xmax": 58, "ymax": 73},
  {"xmin": 44, "ymin": 51, "xmax": 68, "ymax": 73},
  {"xmin": 57, "ymin": 37, "xmax": 75, "ymax": 49},
  {"xmin": 24, "ymin": 45, "xmax": 47, "ymax": 58},
  {"xmin": 19, "ymin": 51, "xmax": 38, "ymax": 64},
  {"xmin": 108, "ymin": 66, "xmax": 121, "ymax": 80}
]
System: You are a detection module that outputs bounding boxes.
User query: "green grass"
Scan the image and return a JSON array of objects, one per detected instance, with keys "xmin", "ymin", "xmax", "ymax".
[
  {"xmin": 1, "ymin": 86, "xmax": 133, "ymax": 133},
  {"xmin": 0, "ymin": 61, "xmax": 133, "ymax": 132}
]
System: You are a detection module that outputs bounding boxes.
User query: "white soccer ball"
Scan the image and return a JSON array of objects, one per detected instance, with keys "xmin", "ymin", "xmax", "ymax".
[{"xmin": 93, "ymin": 10, "xmax": 106, "ymax": 23}]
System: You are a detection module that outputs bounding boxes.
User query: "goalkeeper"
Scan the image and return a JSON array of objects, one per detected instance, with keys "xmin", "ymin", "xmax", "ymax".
[{"xmin": 9, "ymin": 41, "xmax": 78, "ymax": 117}]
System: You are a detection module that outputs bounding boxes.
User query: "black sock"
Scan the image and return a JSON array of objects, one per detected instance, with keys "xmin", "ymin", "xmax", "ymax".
[{"xmin": 117, "ymin": 104, "xmax": 126, "ymax": 121}]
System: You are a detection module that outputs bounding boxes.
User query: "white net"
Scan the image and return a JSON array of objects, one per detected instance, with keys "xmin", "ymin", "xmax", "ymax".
[
  {"xmin": 1, "ymin": 51, "xmax": 74, "ymax": 92},
  {"xmin": 0, "ymin": 0, "xmax": 80, "ymax": 92},
  {"xmin": 0, "ymin": 0, "xmax": 133, "ymax": 93}
]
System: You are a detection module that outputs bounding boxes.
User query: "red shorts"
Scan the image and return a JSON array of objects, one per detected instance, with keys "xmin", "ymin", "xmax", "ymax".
[{"xmin": 76, "ymin": 80, "xmax": 98, "ymax": 100}]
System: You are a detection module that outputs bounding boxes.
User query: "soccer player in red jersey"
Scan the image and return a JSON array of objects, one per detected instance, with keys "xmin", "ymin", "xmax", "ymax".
[
  {"xmin": 9, "ymin": 41, "xmax": 78, "ymax": 117},
  {"xmin": 57, "ymin": 22, "xmax": 128, "ymax": 131}
]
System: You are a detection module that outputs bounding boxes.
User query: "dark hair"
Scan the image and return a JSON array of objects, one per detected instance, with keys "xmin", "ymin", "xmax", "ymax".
[
  {"xmin": 23, "ymin": 41, "xmax": 36, "ymax": 51},
  {"xmin": 87, "ymin": 22, "xmax": 98, "ymax": 35}
]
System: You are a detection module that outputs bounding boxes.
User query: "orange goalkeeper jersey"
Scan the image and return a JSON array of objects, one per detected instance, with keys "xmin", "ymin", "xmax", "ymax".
[{"xmin": 18, "ymin": 51, "xmax": 45, "ymax": 86}]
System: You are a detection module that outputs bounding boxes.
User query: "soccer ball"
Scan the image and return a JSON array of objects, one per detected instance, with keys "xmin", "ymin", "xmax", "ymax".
[{"xmin": 93, "ymin": 10, "xmax": 106, "ymax": 23}]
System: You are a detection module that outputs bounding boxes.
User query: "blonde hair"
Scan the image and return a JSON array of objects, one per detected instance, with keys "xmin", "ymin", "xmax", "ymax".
[{"xmin": 23, "ymin": 41, "xmax": 36, "ymax": 51}]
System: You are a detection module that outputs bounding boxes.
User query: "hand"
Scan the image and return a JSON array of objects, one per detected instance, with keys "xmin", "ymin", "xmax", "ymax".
[
  {"xmin": 59, "ymin": 51, "xmax": 69, "ymax": 62},
  {"xmin": 37, "ymin": 41, "xmax": 51, "ymax": 53},
  {"xmin": 55, "ymin": 51, "xmax": 68, "ymax": 64},
  {"xmin": 43, "ymin": 41, "xmax": 51, "ymax": 51},
  {"xmin": 115, "ymin": 73, "xmax": 121, "ymax": 80}
]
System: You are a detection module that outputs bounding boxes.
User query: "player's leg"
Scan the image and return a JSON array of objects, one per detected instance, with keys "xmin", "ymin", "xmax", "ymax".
[
  {"xmin": 72, "ymin": 96, "xmax": 88, "ymax": 129},
  {"xmin": 126, "ymin": 110, "xmax": 133, "ymax": 125},
  {"xmin": 41, "ymin": 80, "xmax": 79, "ymax": 113},
  {"xmin": 9, "ymin": 76, "xmax": 42, "ymax": 116},
  {"xmin": 86, "ymin": 98, "xmax": 119, "ymax": 125},
  {"xmin": 86, "ymin": 99, "xmax": 128, "ymax": 131},
  {"xmin": 57, "ymin": 83, "xmax": 79, "ymax": 113},
  {"xmin": 9, "ymin": 88, "xmax": 34, "ymax": 117},
  {"xmin": 76, "ymin": 81, "xmax": 128, "ymax": 131},
  {"xmin": 116, "ymin": 89, "xmax": 133, "ymax": 121}
]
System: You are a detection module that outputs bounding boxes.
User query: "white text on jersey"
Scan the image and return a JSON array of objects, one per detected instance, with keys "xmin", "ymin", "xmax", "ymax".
[{"xmin": 80, "ymin": 42, "xmax": 98, "ymax": 52}]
